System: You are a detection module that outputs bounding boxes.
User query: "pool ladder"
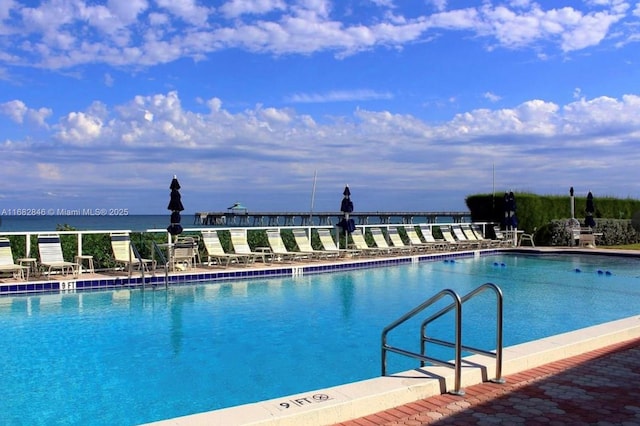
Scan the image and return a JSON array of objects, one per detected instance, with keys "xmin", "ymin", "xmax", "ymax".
[{"xmin": 381, "ymin": 282, "xmax": 504, "ymax": 395}]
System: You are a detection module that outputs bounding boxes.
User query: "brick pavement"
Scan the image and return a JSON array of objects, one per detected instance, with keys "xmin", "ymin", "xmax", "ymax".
[{"xmin": 335, "ymin": 338, "xmax": 640, "ymax": 425}]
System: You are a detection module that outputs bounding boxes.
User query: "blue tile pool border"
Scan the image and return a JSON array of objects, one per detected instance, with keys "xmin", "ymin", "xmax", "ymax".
[{"xmin": 0, "ymin": 249, "xmax": 531, "ymax": 296}]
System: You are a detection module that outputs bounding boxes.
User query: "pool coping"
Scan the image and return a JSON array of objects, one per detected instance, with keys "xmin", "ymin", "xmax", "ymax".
[{"xmin": 144, "ymin": 315, "xmax": 640, "ymax": 426}]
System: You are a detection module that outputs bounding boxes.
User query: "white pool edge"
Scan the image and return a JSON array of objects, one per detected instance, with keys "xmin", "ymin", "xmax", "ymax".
[{"xmin": 145, "ymin": 315, "xmax": 640, "ymax": 426}]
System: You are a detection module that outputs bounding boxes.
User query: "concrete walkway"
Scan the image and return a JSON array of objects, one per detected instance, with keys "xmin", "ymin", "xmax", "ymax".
[{"xmin": 335, "ymin": 337, "xmax": 640, "ymax": 425}]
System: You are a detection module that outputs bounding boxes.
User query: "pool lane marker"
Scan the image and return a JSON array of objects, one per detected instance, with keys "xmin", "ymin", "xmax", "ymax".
[{"xmin": 574, "ymin": 268, "xmax": 613, "ymax": 275}]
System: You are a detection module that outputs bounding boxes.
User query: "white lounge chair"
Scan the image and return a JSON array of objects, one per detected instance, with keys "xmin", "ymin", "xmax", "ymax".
[
  {"xmin": 229, "ymin": 229, "xmax": 269, "ymax": 263},
  {"xmin": 418, "ymin": 225, "xmax": 452, "ymax": 251},
  {"xmin": 292, "ymin": 229, "xmax": 339, "ymax": 260},
  {"xmin": 0, "ymin": 238, "xmax": 28, "ymax": 280},
  {"xmin": 202, "ymin": 230, "xmax": 253, "ymax": 267},
  {"xmin": 438, "ymin": 226, "xmax": 470, "ymax": 250},
  {"xmin": 403, "ymin": 226, "xmax": 436, "ymax": 252},
  {"xmin": 316, "ymin": 229, "xmax": 359, "ymax": 257},
  {"xmin": 349, "ymin": 229, "xmax": 385, "ymax": 256},
  {"xmin": 459, "ymin": 224, "xmax": 491, "ymax": 248},
  {"xmin": 38, "ymin": 234, "xmax": 79, "ymax": 279},
  {"xmin": 110, "ymin": 233, "xmax": 156, "ymax": 273},
  {"xmin": 383, "ymin": 227, "xmax": 414, "ymax": 254},
  {"xmin": 266, "ymin": 230, "xmax": 308, "ymax": 262},
  {"xmin": 451, "ymin": 225, "xmax": 481, "ymax": 249},
  {"xmin": 469, "ymin": 224, "xmax": 500, "ymax": 248}
]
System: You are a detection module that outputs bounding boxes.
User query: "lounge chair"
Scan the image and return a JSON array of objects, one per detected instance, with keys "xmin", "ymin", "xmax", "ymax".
[
  {"xmin": 349, "ymin": 229, "xmax": 385, "ymax": 256},
  {"xmin": 37, "ymin": 234, "xmax": 79, "ymax": 279},
  {"xmin": 460, "ymin": 224, "xmax": 491, "ymax": 248},
  {"xmin": 266, "ymin": 230, "xmax": 309, "ymax": 262},
  {"xmin": 229, "ymin": 229, "xmax": 270, "ymax": 263},
  {"xmin": 451, "ymin": 224, "xmax": 481, "ymax": 249},
  {"xmin": 383, "ymin": 227, "xmax": 414, "ymax": 254},
  {"xmin": 201, "ymin": 230, "xmax": 253, "ymax": 267},
  {"xmin": 418, "ymin": 225, "xmax": 451, "ymax": 251},
  {"xmin": 439, "ymin": 226, "xmax": 470, "ymax": 250},
  {"xmin": 292, "ymin": 229, "xmax": 340, "ymax": 260},
  {"xmin": 469, "ymin": 224, "xmax": 500, "ymax": 248},
  {"xmin": 0, "ymin": 238, "xmax": 29, "ymax": 280},
  {"xmin": 403, "ymin": 226, "xmax": 436, "ymax": 252},
  {"xmin": 110, "ymin": 233, "xmax": 156, "ymax": 273},
  {"xmin": 316, "ymin": 229, "xmax": 359, "ymax": 257}
]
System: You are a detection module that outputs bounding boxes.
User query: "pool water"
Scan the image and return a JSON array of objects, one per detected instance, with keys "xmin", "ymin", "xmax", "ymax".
[{"xmin": 1, "ymin": 253, "xmax": 639, "ymax": 425}]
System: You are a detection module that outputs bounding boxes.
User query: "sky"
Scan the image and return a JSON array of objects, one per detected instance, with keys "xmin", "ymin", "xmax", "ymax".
[{"xmin": 1, "ymin": 0, "xmax": 640, "ymax": 216}]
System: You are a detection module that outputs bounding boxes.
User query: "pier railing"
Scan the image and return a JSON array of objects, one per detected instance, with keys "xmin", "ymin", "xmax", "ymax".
[{"xmin": 194, "ymin": 211, "xmax": 472, "ymax": 227}]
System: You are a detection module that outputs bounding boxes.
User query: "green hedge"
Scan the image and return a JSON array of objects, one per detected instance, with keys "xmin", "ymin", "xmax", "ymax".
[
  {"xmin": 466, "ymin": 192, "xmax": 640, "ymax": 234},
  {"xmin": 466, "ymin": 192, "xmax": 640, "ymax": 246}
]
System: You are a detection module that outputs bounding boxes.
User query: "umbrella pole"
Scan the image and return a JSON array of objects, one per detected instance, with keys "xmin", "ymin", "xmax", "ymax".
[{"xmin": 344, "ymin": 213, "xmax": 349, "ymax": 250}]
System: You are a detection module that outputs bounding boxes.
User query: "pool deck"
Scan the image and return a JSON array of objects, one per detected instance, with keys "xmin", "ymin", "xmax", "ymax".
[
  {"xmin": 3, "ymin": 246, "xmax": 640, "ymax": 425},
  {"xmin": 337, "ymin": 334, "xmax": 640, "ymax": 426},
  {"xmin": 146, "ymin": 316, "xmax": 640, "ymax": 426}
]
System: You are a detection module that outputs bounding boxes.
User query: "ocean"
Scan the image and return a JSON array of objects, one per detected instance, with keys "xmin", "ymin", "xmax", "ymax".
[{"xmin": 0, "ymin": 214, "xmax": 179, "ymax": 232}]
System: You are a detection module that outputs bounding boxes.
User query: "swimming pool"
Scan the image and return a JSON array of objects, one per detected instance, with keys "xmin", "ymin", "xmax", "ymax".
[{"xmin": 1, "ymin": 252, "xmax": 639, "ymax": 425}]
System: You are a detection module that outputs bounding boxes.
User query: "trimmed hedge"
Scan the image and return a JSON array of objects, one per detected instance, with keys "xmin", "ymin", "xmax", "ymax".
[{"xmin": 466, "ymin": 192, "xmax": 640, "ymax": 246}]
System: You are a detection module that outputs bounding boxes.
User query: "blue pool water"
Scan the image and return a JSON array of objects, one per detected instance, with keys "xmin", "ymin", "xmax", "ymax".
[{"xmin": 1, "ymin": 253, "xmax": 639, "ymax": 425}]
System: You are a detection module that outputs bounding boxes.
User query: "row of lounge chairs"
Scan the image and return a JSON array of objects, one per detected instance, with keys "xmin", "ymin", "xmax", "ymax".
[
  {"xmin": 199, "ymin": 224, "xmax": 511, "ymax": 266},
  {"xmin": 0, "ymin": 224, "xmax": 514, "ymax": 280}
]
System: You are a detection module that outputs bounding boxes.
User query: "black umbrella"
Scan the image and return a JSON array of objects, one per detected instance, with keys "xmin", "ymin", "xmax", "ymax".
[
  {"xmin": 338, "ymin": 185, "xmax": 355, "ymax": 233},
  {"xmin": 167, "ymin": 175, "xmax": 184, "ymax": 236},
  {"xmin": 504, "ymin": 191, "xmax": 518, "ymax": 229},
  {"xmin": 585, "ymin": 191, "xmax": 596, "ymax": 228}
]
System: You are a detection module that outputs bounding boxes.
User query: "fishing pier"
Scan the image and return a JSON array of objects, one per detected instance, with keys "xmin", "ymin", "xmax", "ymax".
[{"xmin": 193, "ymin": 211, "xmax": 471, "ymax": 227}]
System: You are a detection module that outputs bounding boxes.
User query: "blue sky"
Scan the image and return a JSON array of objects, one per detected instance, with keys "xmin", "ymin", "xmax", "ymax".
[{"xmin": 1, "ymin": 0, "xmax": 640, "ymax": 215}]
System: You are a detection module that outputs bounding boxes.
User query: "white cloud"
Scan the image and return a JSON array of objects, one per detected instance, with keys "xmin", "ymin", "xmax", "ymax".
[
  {"xmin": 107, "ymin": 0, "xmax": 148, "ymax": 23},
  {"xmin": 0, "ymin": 92, "xmax": 640, "ymax": 210},
  {"xmin": 286, "ymin": 89, "xmax": 393, "ymax": 103},
  {"xmin": 104, "ymin": 72, "xmax": 114, "ymax": 86},
  {"xmin": 0, "ymin": 99, "xmax": 52, "ymax": 127},
  {"xmin": 56, "ymin": 111, "xmax": 104, "ymax": 144},
  {"xmin": 427, "ymin": 0, "xmax": 447, "ymax": 12},
  {"xmin": 484, "ymin": 92, "xmax": 501, "ymax": 102},
  {"xmin": 0, "ymin": 100, "xmax": 27, "ymax": 123},
  {"xmin": 155, "ymin": 0, "xmax": 210, "ymax": 26},
  {"xmin": 0, "ymin": 1, "xmax": 634, "ymax": 70},
  {"xmin": 219, "ymin": 0, "xmax": 287, "ymax": 19},
  {"xmin": 37, "ymin": 163, "xmax": 62, "ymax": 180}
]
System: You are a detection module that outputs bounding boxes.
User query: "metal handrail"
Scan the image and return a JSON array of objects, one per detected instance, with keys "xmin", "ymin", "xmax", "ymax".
[
  {"xmin": 129, "ymin": 239, "xmax": 146, "ymax": 285},
  {"xmin": 381, "ymin": 283, "xmax": 504, "ymax": 396},
  {"xmin": 421, "ymin": 283, "xmax": 504, "ymax": 384},
  {"xmin": 151, "ymin": 241, "xmax": 169, "ymax": 288},
  {"xmin": 381, "ymin": 289, "xmax": 463, "ymax": 393}
]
